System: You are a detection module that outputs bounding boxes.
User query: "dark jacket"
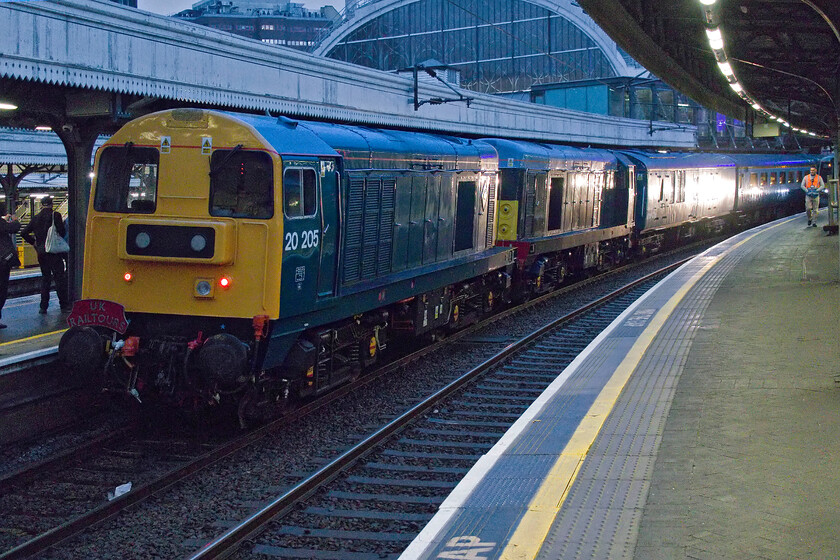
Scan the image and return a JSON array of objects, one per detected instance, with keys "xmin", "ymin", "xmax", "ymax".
[
  {"xmin": 0, "ymin": 218, "xmax": 21, "ymax": 267},
  {"xmin": 21, "ymin": 208, "xmax": 65, "ymax": 254}
]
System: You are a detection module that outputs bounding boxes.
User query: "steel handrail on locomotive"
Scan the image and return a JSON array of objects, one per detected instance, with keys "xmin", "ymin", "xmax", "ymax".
[{"xmin": 58, "ymin": 108, "xmax": 819, "ymax": 423}]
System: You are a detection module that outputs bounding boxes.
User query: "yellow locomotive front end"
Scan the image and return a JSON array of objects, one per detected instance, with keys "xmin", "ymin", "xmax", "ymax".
[
  {"xmin": 61, "ymin": 109, "xmax": 287, "ymax": 415},
  {"xmin": 82, "ymin": 109, "xmax": 282, "ymax": 318}
]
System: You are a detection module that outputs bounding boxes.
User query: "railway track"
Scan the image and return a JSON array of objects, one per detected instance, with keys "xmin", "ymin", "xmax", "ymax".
[
  {"xmin": 6, "ymin": 271, "xmax": 40, "ymax": 299},
  {"xmin": 188, "ymin": 261, "xmax": 682, "ymax": 559},
  {"xmin": 0, "ymin": 251, "xmax": 694, "ymax": 559},
  {"xmin": 0, "ymin": 359, "xmax": 94, "ymax": 447}
]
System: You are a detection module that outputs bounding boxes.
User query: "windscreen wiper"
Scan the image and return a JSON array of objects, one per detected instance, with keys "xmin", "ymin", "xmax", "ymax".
[{"xmin": 209, "ymin": 144, "xmax": 243, "ymax": 177}]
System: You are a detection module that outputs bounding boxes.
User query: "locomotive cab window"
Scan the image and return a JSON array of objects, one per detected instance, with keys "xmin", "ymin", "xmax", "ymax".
[
  {"xmin": 284, "ymin": 168, "xmax": 318, "ymax": 218},
  {"xmin": 209, "ymin": 150, "xmax": 273, "ymax": 219},
  {"xmin": 94, "ymin": 145, "xmax": 159, "ymax": 213}
]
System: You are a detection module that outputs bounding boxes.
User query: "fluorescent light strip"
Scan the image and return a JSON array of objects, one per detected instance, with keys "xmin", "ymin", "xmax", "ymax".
[
  {"xmin": 706, "ymin": 28, "xmax": 724, "ymax": 50},
  {"xmin": 702, "ymin": 0, "xmax": 826, "ymax": 138}
]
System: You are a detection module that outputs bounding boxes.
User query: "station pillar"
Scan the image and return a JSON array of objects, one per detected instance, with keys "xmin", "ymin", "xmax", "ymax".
[{"xmin": 56, "ymin": 123, "xmax": 98, "ymax": 302}]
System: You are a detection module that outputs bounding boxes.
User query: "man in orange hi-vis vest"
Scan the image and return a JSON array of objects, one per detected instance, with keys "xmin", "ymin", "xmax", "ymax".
[{"xmin": 801, "ymin": 167, "xmax": 825, "ymax": 227}]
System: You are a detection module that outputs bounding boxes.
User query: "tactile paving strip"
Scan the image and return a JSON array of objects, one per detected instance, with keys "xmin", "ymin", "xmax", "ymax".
[{"xmin": 536, "ymin": 223, "xmax": 782, "ymax": 560}]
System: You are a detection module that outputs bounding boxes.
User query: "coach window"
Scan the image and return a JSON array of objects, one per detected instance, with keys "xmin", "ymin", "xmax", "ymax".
[
  {"xmin": 796, "ymin": 170, "xmax": 803, "ymax": 182},
  {"xmin": 284, "ymin": 168, "xmax": 318, "ymax": 219},
  {"xmin": 677, "ymin": 171, "xmax": 686, "ymax": 202},
  {"xmin": 750, "ymin": 173, "xmax": 758, "ymax": 187},
  {"xmin": 658, "ymin": 176, "xmax": 665, "ymax": 202},
  {"xmin": 759, "ymin": 172, "xmax": 768, "ymax": 186},
  {"xmin": 94, "ymin": 145, "xmax": 159, "ymax": 214},
  {"xmin": 769, "ymin": 172, "xmax": 777, "ymax": 185},
  {"xmin": 210, "ymin": 150, "xmax": 273, "ymax": 219}
]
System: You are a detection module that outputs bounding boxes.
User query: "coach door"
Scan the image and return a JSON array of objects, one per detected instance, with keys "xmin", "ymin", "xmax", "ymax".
[{"xmin": 280, "ymin": 159, "xmax": 322, "ymax": 317}]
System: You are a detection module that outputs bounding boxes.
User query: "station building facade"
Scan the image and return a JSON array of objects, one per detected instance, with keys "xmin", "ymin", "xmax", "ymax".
[
  {"xmin": 174, "ymin": 0, "xmax": 338, "ymax": 49},
  {"xmin": 315, "ymin": 0, "xmax": 640, "ymax": 95}
]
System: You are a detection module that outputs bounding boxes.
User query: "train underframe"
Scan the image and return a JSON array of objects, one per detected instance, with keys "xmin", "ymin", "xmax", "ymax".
[
  {"xmin": 516, "ymin": 235, "xmax": 633, "ymax": 298},
  {"xmin": 58, "ymin": 208, "xmax": 793, "ymax": 425},
  {"xmin": 59, "ymin": 268, "xmax": 514, "ymax": 425}
]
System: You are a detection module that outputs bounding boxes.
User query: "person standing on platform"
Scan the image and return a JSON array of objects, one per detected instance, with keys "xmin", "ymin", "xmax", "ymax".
[
  {"xmin": 21, "ymin": 197, "xmax": 71, "ymax": 314},
  {"xmin": 0, "ymin": 213, "xmax": 21, "ymax": 329},
  {"xmin": 801, "ymin": 167, "xmax": 824, "ymax": 227}
]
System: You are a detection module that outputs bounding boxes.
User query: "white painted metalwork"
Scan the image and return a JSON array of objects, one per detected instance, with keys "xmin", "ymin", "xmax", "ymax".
[
  {"xmin": 0, "ymin": 129, "xmax": 69, "ymax": 165},
  {"xmin": 313, "ymin": 0, "xmax": 641, "ymax": 79},
  {"xmin": 0, "ymin": 128, "xmax": 107, "ymax": 165},
  {"xmin": 0, "ymin": 0, "xmax": 696, "ymax": 148}
]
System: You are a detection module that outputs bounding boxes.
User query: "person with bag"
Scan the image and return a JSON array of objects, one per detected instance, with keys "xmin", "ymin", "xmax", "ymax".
[
  {"xmin": 0, "ymin": 212, "xmax": 21, "ymax": 328},
  {"xmin": 21, "ymin": 196, "xmax": 71, "ymax": 314}
]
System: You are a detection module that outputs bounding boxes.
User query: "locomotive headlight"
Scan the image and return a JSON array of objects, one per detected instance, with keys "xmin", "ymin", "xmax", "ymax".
[
  {"xmin": 191, "ymin": 234, "xmax": 207, "ymax": 252},
  {"xmin": 135, "ymin": 231, "xmax": 151, "ymax": 249},
  {"xmin": 194, "ymin": 279, "xmax": 214, "ymax": 298}
]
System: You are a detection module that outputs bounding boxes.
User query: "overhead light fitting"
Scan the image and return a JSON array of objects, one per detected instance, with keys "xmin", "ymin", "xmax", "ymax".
[
  {"xmin": 0, "ymin": 102, "xmax": 17, "ymax": 111},
  {"xmin": 706, "ymin": 28, "xmax": 724, "ymax": 50},
  {"xmin": 702, "ymin": 2, "xmax": 826, "ymax": 138}
]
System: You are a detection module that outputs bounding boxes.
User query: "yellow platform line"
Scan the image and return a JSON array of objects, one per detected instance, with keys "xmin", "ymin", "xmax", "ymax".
[
  {"xmin": 0, "ymin": 329, "xmax": 67, "ymax": 348},
  {"xmin": 499, "ymin": 222, "xmax": 783, "ymax": 560}
]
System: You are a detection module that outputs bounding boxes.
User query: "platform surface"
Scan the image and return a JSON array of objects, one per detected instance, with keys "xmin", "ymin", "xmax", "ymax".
[
  {"xmin": 0, "ymin": 269, "xmax": 67, "ymax": 369},
  {"xmin": 400, "ymin": 213, "xmax": 840, "ymax": 560}
]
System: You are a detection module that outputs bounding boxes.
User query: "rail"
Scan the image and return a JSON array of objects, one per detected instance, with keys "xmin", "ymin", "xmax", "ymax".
[{"xmin": 187, "ymin": 260, "xmax": 687, "ymax": 559}]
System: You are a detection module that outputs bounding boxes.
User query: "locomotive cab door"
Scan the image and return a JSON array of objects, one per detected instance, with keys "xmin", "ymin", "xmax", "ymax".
[
  {"xmin": 317, "ymin": 158, "xmax": 339, "ymax": 298},
  {"xmin": 280, "ymin": 158, "xmax": 323, "ymax": 318}
]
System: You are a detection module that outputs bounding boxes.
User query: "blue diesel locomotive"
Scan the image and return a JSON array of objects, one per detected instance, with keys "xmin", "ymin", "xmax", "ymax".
[{"xmin": 58, "ymin": 109, "xmax": 815, "ymax": 422}]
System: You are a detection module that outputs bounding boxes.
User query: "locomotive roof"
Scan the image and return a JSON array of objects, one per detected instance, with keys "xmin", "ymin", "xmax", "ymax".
[
  {"xmin": 479, "ymin": 138, "xmax": 618, "ymax": 170},
  {"xmin": 225, "ymin": 111, "xmax": 490, "ymax": 168},
  {"xmin": 298, "ymin": 121, "xmax": 493, "ymax": 169},
  {"xmin": 224, "ymin": 112, "xmax": 339, "ymax": 158}
]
